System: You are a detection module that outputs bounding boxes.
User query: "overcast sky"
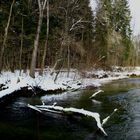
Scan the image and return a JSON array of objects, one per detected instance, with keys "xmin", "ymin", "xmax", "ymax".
[
  {"xmin": 89, "ymin": 0, "xmax": 140, "ymax": 35},
  {"xmin": 129, "ymin": 0, "xmax": 140, "ymax": 35}
]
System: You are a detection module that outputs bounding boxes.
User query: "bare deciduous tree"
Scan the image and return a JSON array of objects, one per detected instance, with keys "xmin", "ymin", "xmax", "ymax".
[
  {"xmin": 40, "ymin": 0, "xmax": 49, "ymax": 75},
  {"xmin": 30, "ymin": 0, "xmax": 47, "ymax": 78},
  {"xmin": 0, "ymin": 0, "xmax": 15, "ymax": 73},
  {"xmin": 19, "ymin": 15, "xmax": 24, "ymax": 75}
]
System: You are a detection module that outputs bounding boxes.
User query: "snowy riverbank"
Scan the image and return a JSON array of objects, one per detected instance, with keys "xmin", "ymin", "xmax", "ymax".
[{"xmin": 0, "ymin": 67, "xmax": 140, "ymax": 99}]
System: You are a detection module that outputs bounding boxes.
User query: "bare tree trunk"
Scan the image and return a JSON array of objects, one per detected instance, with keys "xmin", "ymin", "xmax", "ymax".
[
  {"xmin": 0, "ymin": 0, "xmax": 15, "ymax": 73},
  {"xmin": 19, "ymin": 16, "xmax": 24, "ymax": 75},
  {"xmin": 30, "ymin": 12, "xmax": 43, "ymax": 78},
  {"xmin": 64, "ymin": 1, "xmax": 70, "ymax": 77},
  {"xmin": 30, "ymin": 0, "xmax": 47, "ymax": 78},
  {"xmin": 40, "ymin": 0, "xmax": 49, "ymax": 75},
  {"xmin": 67, "ymin": 43, "xmax": 70, "ymax": 77}
]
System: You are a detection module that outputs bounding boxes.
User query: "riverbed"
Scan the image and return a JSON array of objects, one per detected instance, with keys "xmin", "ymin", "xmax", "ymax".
[{"xmin": 0, "ymin": 78, "xmax": 140, "ymax": 140}]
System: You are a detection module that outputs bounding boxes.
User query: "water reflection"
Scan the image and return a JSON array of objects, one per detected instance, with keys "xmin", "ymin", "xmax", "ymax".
[
  {"xmin": 41, "ymin": 91, "xmax": 81, "ymax": 105},
  {"xmin": 109, "ymin": 88, "xmax": 140, "ymax": 140},
  {"xmin": 0, "ymin": 78, "xmax": 140, "ymax": 140}
]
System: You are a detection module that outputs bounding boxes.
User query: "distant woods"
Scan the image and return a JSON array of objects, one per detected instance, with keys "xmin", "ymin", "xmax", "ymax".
[{"xmin": 0, "ymin": 0, "xmax": 139, "ymax": 75}]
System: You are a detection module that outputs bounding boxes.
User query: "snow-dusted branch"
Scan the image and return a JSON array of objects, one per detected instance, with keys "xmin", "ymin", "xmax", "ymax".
[
  {"xmin": 93, "ymin": 108, "xmax": 118, "ymax": 135},
  {"xmin": 102, "ymin": 109, "xmax": 118, "ymax": 126},
  {"xmin": 28, "ymin": 104, "xmax": 42, "ymax": 113},
  {"xmin": 28, "ymin": 104, "xmax": 107, "ymax": 136},
  {"xmin": 90, "ymin": 90, "xmax": 104, "ymax": 99}
]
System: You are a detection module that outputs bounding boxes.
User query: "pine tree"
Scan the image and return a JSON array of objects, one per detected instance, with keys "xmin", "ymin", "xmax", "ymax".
[
  {"xmin": 94, "ymin": 0, "xmax": 132, "ymax": 66},
  {"xmin": 94, "ymin": 0, "xmax": 112, "ymax": 66},
  {"xmin": 112, "ymin": 0, "xmax": 132, "ymax": 65}
]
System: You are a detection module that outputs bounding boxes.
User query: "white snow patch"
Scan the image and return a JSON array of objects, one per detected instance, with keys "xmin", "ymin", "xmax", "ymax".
[{"xmin": 0, "ymin": 67, "xmax": 140, "ymax": 99}]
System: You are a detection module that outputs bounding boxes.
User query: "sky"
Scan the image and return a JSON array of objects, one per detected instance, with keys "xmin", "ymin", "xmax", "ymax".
[
  {"xmin": 129, "ymin": 0, "xmax": 140, "ymax": 35},
  {"xmin": 89, "ymin": 0, "xmax": 140, "ymax": 35}
]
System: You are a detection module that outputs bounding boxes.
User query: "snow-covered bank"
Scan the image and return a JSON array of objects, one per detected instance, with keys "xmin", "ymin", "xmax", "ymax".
[
  {"xmin": 0, "ymin": 67, "xmax": 140, "ymax": 99},
  {"xmin": 0, "ymin": 70, "xmax": 81, "ymax": 99},
  {"xmin": 81, "ymin": 67, "xmax": 140, "ymax": 87}
]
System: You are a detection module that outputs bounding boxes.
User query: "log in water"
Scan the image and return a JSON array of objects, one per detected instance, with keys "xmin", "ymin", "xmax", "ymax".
[{"xmin": 0, "ymin": 78, "xmax": 140, "ymax": 140}]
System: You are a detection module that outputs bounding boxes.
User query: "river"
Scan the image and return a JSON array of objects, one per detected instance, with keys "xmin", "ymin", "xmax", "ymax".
[{"xmin": 0, "ymin": 78, "xmax": 140, "ymax": 140}]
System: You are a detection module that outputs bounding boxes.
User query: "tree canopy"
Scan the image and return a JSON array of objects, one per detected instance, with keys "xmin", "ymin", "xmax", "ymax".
[{"xmin": 0, "ymin": 0, "xmax": 135, "ymax": 73}]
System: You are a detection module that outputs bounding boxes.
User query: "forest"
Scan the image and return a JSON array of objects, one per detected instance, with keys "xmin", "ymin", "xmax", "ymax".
[
  {"xmin": 1, "ymin": 0, "xmax": 139, "ymax": 77},
  {"xmin": 0, "ymin": 1, "xmax": 140, "ymax": 140}
]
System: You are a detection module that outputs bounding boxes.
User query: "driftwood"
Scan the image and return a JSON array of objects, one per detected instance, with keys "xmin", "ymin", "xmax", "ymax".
[
  {"xmin": 85, "ymin": 108, "xmax": 118, "ymax": 139},
  {"xmin": 102, "ymin": 109, "xmax": 118, "ymax": 126},
  {"xmin": 90, "ymin": 90, "xmax": 104, "ymax": 99},
  {"xmin": 28, "ymin": 104, "xmax": 107, "ymax": 136}
]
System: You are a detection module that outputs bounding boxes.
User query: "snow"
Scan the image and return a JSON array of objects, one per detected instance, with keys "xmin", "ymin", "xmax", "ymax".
[
  {"xmin": 90, "ymin": 90, "xmax": 104, "ymax": 99},
  {"xmin": 102, "ymin": 108, "xmax": 118, "ymax": 126},
  {"xmin": 89, "ymin": 0, "xmax": 97, "ymax": 15},
  {"xmin": 28, "ymin": 104, "xmax": 107, "ymax": 136},
  {"xmin": 0, "ymin": 67, "xmax": 140, "ymax": 99},
  {"xmin": 0, "ymin": 67, "xmax": 134, "ymax": 136}
]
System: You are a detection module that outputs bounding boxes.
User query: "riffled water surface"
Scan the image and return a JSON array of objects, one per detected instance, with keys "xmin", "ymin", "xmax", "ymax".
[{"xmin": 0, "ymin": 78, "xmax": 140, "ymax": 140}]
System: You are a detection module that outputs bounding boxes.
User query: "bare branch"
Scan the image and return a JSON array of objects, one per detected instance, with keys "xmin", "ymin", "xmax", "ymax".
[
  {"xmin": 37, "ymin": 0, "xmax": 42, "ymax": 13},
  {"xmin": 70, "ymin": 19, "xmax": 92, "ymax": 31},
  {"xmin": 72, "ymin": 5, "xmax": 79, "ymax": 12},
  {"xmin": 59, "ymin": 7, "xmax": 67, "ymax": 15},
  {"xmin": 43, "ymin": 0, "xmax": 48, "ymax": 10},
  {"xmin": 70, "ymin": 18, "xmax": 82, "ymax": 31}
]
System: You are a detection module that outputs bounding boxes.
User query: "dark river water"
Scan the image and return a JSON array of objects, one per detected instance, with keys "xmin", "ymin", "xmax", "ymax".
[{"xmin": 0, "ymin": 78, "xmax": 140, "ymax": 140}]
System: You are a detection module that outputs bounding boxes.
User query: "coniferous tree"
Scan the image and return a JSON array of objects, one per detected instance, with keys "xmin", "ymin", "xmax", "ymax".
[
  {"xmin": 94, "ymin": 0, "xmax": 112, "ymax": 66},
  {"xmin": 112, "ymin": 0, "xmax": 132, "ymax": 65},
  {"xmin": 94, "ymin": 0, "xmax": 132, "ymax": 67},
  {"xmin": 0, "ymin": 0, "xmax": 134, "ymax": 72}
]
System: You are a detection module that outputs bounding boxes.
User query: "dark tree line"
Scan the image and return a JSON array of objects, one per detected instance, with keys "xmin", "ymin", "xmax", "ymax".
[{"xmin": 0, "ymin": 0, "xmax": 134, "ymax": 76}]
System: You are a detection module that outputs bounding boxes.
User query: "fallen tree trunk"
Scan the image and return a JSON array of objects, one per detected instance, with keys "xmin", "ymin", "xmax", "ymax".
[
  {"xmin": 95, "ymin": 108, "xmax": 118, "ymax": 133},
  {"xmin": 85, "ymin": 108, "xmax": 118, "ymax": 139},
  {"xmin": 102, "ymin": 108, "xmax": 118, "ymax": 126},
  {"xmin": 28, "ymin": 104, "xmax": 107, "ymax": 136},
  {"xmin": 90, "ymin": 90, "xmax": 104, "ymax": 99}
]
